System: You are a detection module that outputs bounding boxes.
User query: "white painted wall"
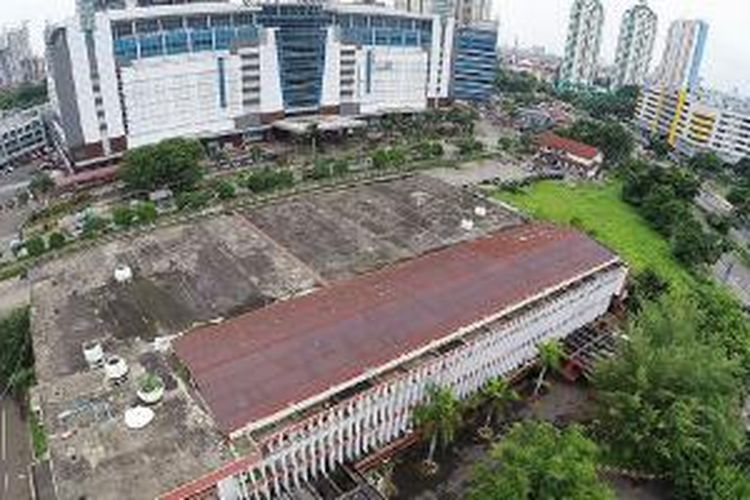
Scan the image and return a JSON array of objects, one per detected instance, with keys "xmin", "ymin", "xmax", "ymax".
[
  {"xmin": 358, "ymin": 46, "xmax": 428, "ymax": 115},
  {"xmin": 320, "ymin": 27, "xmax": 341, "ymax": 108},
  {"xmin": 64, "ymin": 22, "xmax": 99, "ymax": 145},
  {"xmin": 259, "ymin": 29, "xmax": 283, "ymax": 115},
  {"xmin": 120, "ymin": 51, "xmax": 242, "ymax": 147},
  {"xmin": 93, "ymin": 14, "xmax": 125, "ymax": 139}
]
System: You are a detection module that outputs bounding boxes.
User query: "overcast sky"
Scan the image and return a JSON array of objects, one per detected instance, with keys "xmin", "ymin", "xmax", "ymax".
[{"xmin": 4, "ymin": 0, "xmax": 749, "ymax": 94}]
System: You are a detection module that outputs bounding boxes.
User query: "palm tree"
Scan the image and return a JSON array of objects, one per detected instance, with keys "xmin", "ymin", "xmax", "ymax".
[
  {"xmin": 413, "ymin": 385, "xmax": 462, "ymax": 471},
  {"xmin": 533, "ymin": 339, "xmax": 565, "ymax": 397},
  {"xmin": 479, "ymin": 378, "xmax": 519, "ymax": 435}
]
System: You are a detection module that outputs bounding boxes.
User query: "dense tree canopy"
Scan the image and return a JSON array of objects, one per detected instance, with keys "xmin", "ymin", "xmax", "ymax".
[
  {"xmin": 0, "ymin": 308, "xmax": 34, "ymax": 397},
  {"xmin": 621, "ymin": 161, "xmax": 722, "ymax": 268},
  {"xmin": 495, "ymin": 69, "xmax": 548, "ymax": 94},
  {"xmin": 559, "ymin": 119, "xmax": 634, "ymax": 165},
  {"xmin": 593, "ymin": 298, "xmax": 748, "ymax": 498},
  {"xmin": 120, "ymin": 138, "xmax": 204, "ymax": 193},
  {"xmin": 0, "ymin": 83, "xmax": 47, "ymax": 110},
  {"xmin": 469, "ymin": 421, "xmax": 614, "ymax": 500},
  {"xmin": 558, "ymin": 86, "xmax": 640, "ymax": 120}
]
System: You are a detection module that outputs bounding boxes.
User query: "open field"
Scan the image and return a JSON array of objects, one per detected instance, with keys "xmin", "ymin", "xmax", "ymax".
[{"xmin": 492, "ymin": 180, "xmax": 694, "ymax": 292}]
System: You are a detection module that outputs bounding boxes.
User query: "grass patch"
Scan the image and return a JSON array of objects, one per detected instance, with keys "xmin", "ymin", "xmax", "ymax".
[
  {"xmin": 494, "ymin": 180, "xmax": 694, "ymax": 293},
  {"xmin": 28, "ymin": 411, "xmax": 47, "ymax": 459}
]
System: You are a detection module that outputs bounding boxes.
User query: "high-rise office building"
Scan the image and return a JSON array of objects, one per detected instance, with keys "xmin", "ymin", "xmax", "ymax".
[
  {"xmin": 0, "ymin": 23, "xmax": 43, "ymax": 88},
  {"xmin": 613, "ymin": 0, "xmax": 657, "ymax": 88},
  {"xmin": 560, "ymin": 0, "xmax": 604, "ymax": 88},
  {"xmin": 653, "ymin": 19, "xmax": 708, "ymax": 92},
  {"xmin": 46, "ymin": 0, "xmax": 466, "ymax": 168}
]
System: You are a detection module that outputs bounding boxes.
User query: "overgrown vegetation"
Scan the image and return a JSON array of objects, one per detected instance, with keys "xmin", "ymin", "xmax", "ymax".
[
  {"xmin": 558, "ymin": 119, "xmax": 634, "ymax": 166},
  {"xmin": 120, "ymin": 137, "xmax": 205, "ymax": 193},
  {"xmin": 0, "ymin": 308, "xmax": 34, "ymax": 398},
  {"xmin": 594, "ymin": 296, "xmax": 750, "ymax": 498},
  {"xmin": 0, "ymin": 82, "xmax": 47, "ymax": 110},
  {"xmin": 557, "ymin": 86, "xmax": 640, "ymax": 121},
  {"xmin": 29, "ymin": 411, "xmax": 47, "ymax": 459},
  {"xmin": 470, "ymin": 421, "xmax": 614, "ymax": 500},
  {"xmin": 622, "ymin": 161, "xmax": 724, "ymax": 268}
]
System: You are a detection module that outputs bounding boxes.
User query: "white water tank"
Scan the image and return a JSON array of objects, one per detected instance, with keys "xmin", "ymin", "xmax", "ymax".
[
  {"xmin": 461, "ymin": 218, "xmax": 475, "ymax": 231},
  {"xmin": 104, "ymin": 355, "xmax": 129, "ymax": 381},
  {"xmin": 124, "ymin": 406, "xmax": 155, "ymax": 430},
  {"xmin": 474, "ymin": 206, "xmax": 487, "ymax": 217},
  {"xmin": 114, "ymin": 265, "xmax": 133, "ymax": 283},
  {"xmin": 82, "ymin": 341, "xmax": 104, "ymax": 369}
]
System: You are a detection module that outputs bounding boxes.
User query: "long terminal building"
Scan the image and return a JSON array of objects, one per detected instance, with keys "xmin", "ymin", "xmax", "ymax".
[
  {"xmin": 165, "ymin": 223, "xmax": 627, "ymax": 499},
  {"xmin": 45, "ymin": 0, "xmax": 497, "ymax": 168}
]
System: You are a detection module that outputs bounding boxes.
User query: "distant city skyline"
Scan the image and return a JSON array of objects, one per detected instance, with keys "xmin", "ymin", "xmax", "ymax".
[
  {"xmin": 3, "ymin": 0, "xmax": 750, "ymax": 95},
  {"xmin": 495, "ymin": 0, "xmax": 748, "ymax": 95}
]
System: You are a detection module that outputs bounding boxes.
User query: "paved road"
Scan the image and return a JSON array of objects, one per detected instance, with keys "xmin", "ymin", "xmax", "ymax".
[{"xmin": 0, "ymin": 398, "xmax": 32, "ymax": 500}]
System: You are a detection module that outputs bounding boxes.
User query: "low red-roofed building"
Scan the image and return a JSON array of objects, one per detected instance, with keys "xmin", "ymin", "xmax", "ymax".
[
  {"xmin": 537, "ymin": 132, "xmax": 604, "ymax": 178},
  {"xmin": 163, "ymin": 224, "xmax": 628, "ymax": 500}
]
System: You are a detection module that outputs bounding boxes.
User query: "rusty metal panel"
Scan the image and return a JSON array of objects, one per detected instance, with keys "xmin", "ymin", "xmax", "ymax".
[{"xmin": 174, "ymin": 224, "xmax": 618, "ymax": 434}]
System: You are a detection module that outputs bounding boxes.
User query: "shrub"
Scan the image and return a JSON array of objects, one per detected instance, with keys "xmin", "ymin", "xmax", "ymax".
[
  {"xmin": 48, "ymin": 232, "xmax": 66, "ymax": 250},
  {"xmin": 134, "ymin": 201, "xmax": 158, "ymax": 223},
  {"xmin": 212, "ymin": 179, "xmax": 236, "ymax": 200},
  {"xmin": 24, "ymin": 236, "xmax": 46, "ymax": 258},
  {"xmin": 112, "ymin": 206, "xmax": 136, "ymax": 228},
  {"xmin": 176, "ymin": 190, "xmax": 213, "ymax": 211}
]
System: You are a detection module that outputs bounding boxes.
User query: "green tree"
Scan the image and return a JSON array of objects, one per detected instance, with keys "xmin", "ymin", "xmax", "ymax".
[
  {"xmin": 560, "ymin": 119, "xmax": 633, "ymax": 165},
  {"xmin": 48, "ymin": 232, "xmax": 66, "ymax": 250},
  {"xmin": 120, "ymin": 137, "xmax": 204, "ymax": 193},
  {"xmin": 469, "ymin": 421, "xmax": 614, "ymax": 500},
  {"xmin": 671, "ymin": 218, "xmax": 722, "ymax": 268},
  {"xmin": 134, "ymin": 201, "xmax": 158, "ymax": 223},
  {"xmin": 24, "ymin": 236, "xmax": 46, "ymax": 258},
  {"xmin": 689, "ymin": 152, "xmax": 724, "ymax": 175},
  {"xmin": 478, "ymin": 378, "xmax": 519, "ymax": 432},
  {"xmin": 29, "ymin": 173, "xmax": 54, "ymax": 200},
  {"xmin": 593, "ymin": 298, "xmax": 745, "ymax": 498},
  {"xmin": 413, "ymin": 385, "xmax": 462, "ymax": 468},
  {"xmin": 649, "ymin": 135, "xmax": 672, "ymax": 158},
  {"xmin": 0, "ymin": 83, "xmax": 47, "ymax": 110},
  {"xmin": 81, "ymin": 213, "xmax": 108, "ymax": 238},
  {"xmin": 112, "ymin": 205, "xmax": 136, "ymax": 228},
  {"xmin": 533, "ymin": 339, "xmax": 564, "ymax": 396},
  {"xmin": 0, "ymin": 308, "xmax": 34, "ymax": 398},
  {"xmin": 212, "ymin": 179, "xmax": 236, "ymax": 200}
]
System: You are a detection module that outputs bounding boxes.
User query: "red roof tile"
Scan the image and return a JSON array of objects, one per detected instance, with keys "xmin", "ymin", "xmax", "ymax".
[
  {"xmin": 537, "ymin": 132, "xmax": 601, "ymax": 160},
  {"xmin": 174, "ymin": 224, "xmax": 619, "ymax": 434}
]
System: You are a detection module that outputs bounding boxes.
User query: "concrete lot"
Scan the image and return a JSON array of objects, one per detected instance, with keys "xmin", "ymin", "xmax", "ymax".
[
  {"xmin": 246, "ymin": 175, "xmax": 522, "ymax": 280},
  {"xmin": 427, "ymin": 158, "xmax": 533, "ymax": 188},
  {"xmin": 30, "ymin": 175, "xmax": 522, "ymax": 499}
]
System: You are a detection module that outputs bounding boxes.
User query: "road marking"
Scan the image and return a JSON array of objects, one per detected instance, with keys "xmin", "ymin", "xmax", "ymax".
[{"xmin": 3, "ymin": 472, "xmax": 8, "ymax": 494}]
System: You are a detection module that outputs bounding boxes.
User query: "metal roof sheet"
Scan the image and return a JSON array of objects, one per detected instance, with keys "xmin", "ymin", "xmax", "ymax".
[{"xmin": 174, "ymin": 223, "xmax": 618, "ymax": 434}]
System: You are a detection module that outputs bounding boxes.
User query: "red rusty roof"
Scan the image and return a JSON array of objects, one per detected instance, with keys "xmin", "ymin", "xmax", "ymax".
[
  {"xmin": 174, "ymin": 224, "xmax": 619, "ymax": 434},
  {"xmin": 537, "ymin": 132, "xmax": 601, "ymax": 160}
]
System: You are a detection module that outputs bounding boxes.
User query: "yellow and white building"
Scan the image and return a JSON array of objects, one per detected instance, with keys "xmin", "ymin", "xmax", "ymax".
[{"xmin": 636, "ymin": 85, "xmax": 750, "ymax": 164}]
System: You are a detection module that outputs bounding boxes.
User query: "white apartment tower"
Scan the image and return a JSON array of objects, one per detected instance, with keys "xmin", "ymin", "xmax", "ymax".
[
  {"xmin": 653, "ymin": 19, "xmax": 708, "ymax": 92},
  {"xmin": 560, "ymin": 0, "xmax": 604, "ymax": 88},
  {"xmin": 613, "ymin": 0, "xmax": 657, "ymax": 88}
]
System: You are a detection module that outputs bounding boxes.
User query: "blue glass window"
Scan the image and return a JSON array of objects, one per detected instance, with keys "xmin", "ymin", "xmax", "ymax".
[
  {"xmin": 114, "ymin": 37, "xmax": 138, "ymax": 61},
  {"xmin": 404, "ymin": 31, "xmax": 418, "ymax": 46},
  {"xmin": 236, "ymin": 26, "xmax": 258, "ymax": 43},
  {"xmin": 214, "ymin": 27, "xmax": 235, "ymax": 50},
  {"xmin": 191, "ymin": 29, "xmax": 214, "ymax": 51},
  {"xmin": 165, "ymin": 30, "xmax": 188, "ymax": 55},
  {"xmin": 139, "ymin": 34, "xmax": 163, "ymax": 58}
]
